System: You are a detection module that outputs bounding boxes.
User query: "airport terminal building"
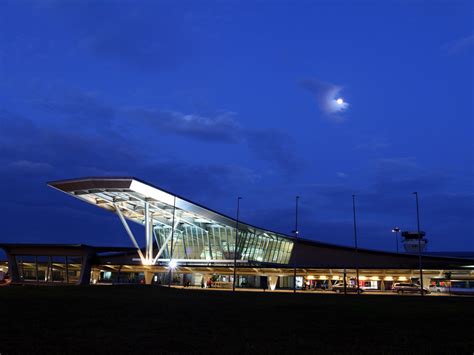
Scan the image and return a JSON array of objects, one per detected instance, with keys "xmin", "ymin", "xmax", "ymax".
[{"xmin": 1, "ymin": 177, "xmax": 473, "ymax": 293}]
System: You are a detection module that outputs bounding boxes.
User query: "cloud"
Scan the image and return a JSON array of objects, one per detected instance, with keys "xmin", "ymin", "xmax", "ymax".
[
  {"xmin": 8, "ymin": 160, "xmax": 54, "ymax": 174},
  {"xmin": 337, "ymin": 172, "xmax": 348, "ymax": 179},
  {"xmin": 129, "ymin": 109, "xmax": 242, "ymax": 143},
  {"xmin": 442, "ymin": 34, "xmax": 474, "ymax": 55},
  {"xmin": 0, "ymin": 109, "xmax": 38, "ymax": 143},
  {"xmin": 373, "ymin": 157, "xmax": 450, "ymax": 193},
  {"xmin": 5, "ymin": 80, "xmax": 306, "ymax": 175},
  {"xmin": 300, "ymin": 79, "xmax": 349, "ymax": 121},
  {"xmin": 72, "ymin": 4, "xmax": 189, "ymax": 70},
  {"xmin": 126, "ymin": 108, "xmax": 305, "ymax": 173},
  {"xmin": 32, "ymin": 86, "xmax": 116, "ymax": 124},
  {"xmin": 245, "ymin": 129, "xmax": 306, "ymax": 173}
]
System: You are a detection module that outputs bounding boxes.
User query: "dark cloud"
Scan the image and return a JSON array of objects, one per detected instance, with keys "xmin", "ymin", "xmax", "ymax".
[
  {"xmin": 129, "ymin": 109, "xmax": 242, "ymax": 143},
  {"xmin": 126, "ymin": 107, "xmax": 305, "ymax": 173},
  {"xmin": 373, "ymin": 157, "xmax": 449, "ymax": 193},
  {"xmin": 0, "ymin": 108, "xmax": 258, "ymax": 203},
  {"xmin": 69, "ymin": 3, "xmax": 189, "ymax": 70},
  {"xmin": 30, "ymin": 84, "xmax": 116, "ymax": 128},
  {"xmin": 1, "ymin": 1, "xmax": 191, "ymax": 71},
  {"xmin": 245, "ymin": 129, "xmax": 306, "ymax": 174},
  {"xmin": 0, "ymin": 109, "xmax": 38, "ymax": 142},
  {"xmin": 4, "ymin": 79, "xmax": 306, "ymax": 176}
]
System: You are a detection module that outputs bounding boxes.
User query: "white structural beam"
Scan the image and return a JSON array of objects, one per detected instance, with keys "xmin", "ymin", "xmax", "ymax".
[
  {"xmin": 153, "ymin": 229, "xmax": 160, "ymax": 249},
  {"xmin": 152, "ymin": 217, "xmax": 180, "ymax": 265},
  {"xmin": 145, "ymin": 202, "xmax": 153, "ymax": 263},
  {"xmin": 114, "ymin": 204, "xmax": 146, "ymax": 264}
]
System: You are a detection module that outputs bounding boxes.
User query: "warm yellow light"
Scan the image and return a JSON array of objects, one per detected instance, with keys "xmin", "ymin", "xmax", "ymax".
[
  {"xmin": 398, "ymin": 276, "xmax": 408, "ymax": 281},
  {"xmin": 384, "ymin": 276, "xmax": 394, "ymax": 281},
  {"xmin": 370, "ymin": 276, "xmax": 380, "ymax": 281},
  {"xmin": 332, "ymin": 276, "xmax": 340, "ymax": 280},
  {"xmin": 307, "ymin": 275, "xmax": 315, "ymax": 280},
  {"xmin": 359, "ymin": 276, "xmax": 367, "ymax": 281},
  {"xmin": 319, "ymin": 275, "xmax": 328, "ymax": 280}
]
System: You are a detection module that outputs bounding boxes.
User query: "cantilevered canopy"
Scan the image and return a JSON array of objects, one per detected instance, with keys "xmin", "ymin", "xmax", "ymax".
[
  {"xmin": 48, "ymin": 177, "xmax": 291, "ymax": 239},
  {"xmin": 48, "ymin": 177, "xmax": 295, "ymax": 266}
]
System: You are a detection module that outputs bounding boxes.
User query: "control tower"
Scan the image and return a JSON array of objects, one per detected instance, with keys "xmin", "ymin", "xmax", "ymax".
[{"xmin": 401, "ymin": 231, "xmax": 428, "ymax": 253}]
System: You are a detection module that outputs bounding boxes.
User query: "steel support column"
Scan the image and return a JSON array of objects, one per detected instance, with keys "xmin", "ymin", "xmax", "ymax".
[
  {"xmin": 114, "ymin": 203, "xmax": 146, "ymax": 264},
  {"xmin": 152, "ymin": 218, "xmax": 180, "ymax": 265},
  {"xmin": 145, "ymin": 202, "xmax": 153, "ymax": 263}
]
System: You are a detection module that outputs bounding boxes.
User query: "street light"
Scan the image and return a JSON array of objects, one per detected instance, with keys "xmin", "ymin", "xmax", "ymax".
[
  {"xmin": 413, "ymin": 192, "xmax": 424, "ymax": 296},
  {"xmin": 391, "ymin": 227, "xmax": 400, "ymax": 254},
  {"xmin": 352, "ymin": 194, "xmax": 360, "ymax": 294},
  {"xmin": 293, "ymin": 196, "xmax": 300, "ymax": 294},
  {"xmin": 232, "ymin": 197, "xmax": 242, "ymax": 292}
]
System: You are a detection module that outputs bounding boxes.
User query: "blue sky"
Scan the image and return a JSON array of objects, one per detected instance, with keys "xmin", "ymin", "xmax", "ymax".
[{"xmin": 0, "ymin": 0, "xmax": 473, "ymax": 253}]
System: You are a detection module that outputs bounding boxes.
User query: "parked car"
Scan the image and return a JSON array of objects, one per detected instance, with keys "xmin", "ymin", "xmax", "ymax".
[
  {"xmin": 392, "ymin": 283, "xmax": 430, "ymax": 295},
  {"xmin": 332, "ymin": 284, "xmax": 364, "ymax": 293},
  {"xmin": 429, "ymin": 285, "xmax": 448, "ymax": 293}
]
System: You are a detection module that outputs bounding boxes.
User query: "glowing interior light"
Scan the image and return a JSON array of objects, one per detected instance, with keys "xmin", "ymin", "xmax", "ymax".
[
  {"xmin": 169, "ymin": 259, "xmax": 178, "ymax": 269},
  {"xmin": 336, "ymin": 98, "xmax": 344, "ymax": 105}
]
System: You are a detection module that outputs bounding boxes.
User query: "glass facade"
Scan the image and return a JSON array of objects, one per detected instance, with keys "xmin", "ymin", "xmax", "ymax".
[
  {"xmin": 154, "ymin": 223, "xmax": 293, "ymax": 264},
  {"xmin": 82, "ymin": 188, "xmax": 295, "ymax": 265},
  {"xmin": 15, "ymin": 255, "xmax": 82, "ymax": 284}
]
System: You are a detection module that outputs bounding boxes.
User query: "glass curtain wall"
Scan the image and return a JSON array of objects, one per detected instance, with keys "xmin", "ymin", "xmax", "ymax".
[
  {"xmin": 15, "ymin": 255, "xmax": 82, "ymax": 284},
  {"xmin": 154, "ymin": 223, "xmax": 293, "ymax": 264}
]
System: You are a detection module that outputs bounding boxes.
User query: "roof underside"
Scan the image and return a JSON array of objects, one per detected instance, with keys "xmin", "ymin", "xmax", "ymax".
[{"xmin": 48, "ymin": 177, "xmax": 292, "ymax": 241}]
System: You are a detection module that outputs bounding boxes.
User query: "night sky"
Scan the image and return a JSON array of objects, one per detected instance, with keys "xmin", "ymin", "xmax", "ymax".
[{"xmin": 0, "ymin": 1, "xmax": 473, "ymax": 254}]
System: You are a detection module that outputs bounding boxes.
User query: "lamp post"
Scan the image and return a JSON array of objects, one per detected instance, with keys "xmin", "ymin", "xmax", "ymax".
[
  {"xmin": 391, "ymin": 227, "xmax": 400, "ymax": 254},
  {"xmin": 352, "ymin": 194, "xmax": 360, "ymax": 294},
  {"xmin": 292, "ymin": 196, "xmax": 300, "ymax": 294},
  {"xmin": 232, "ymin": 197, "xmax": 242, "ymax": 292},
  {"xmin": 413, "ymin": 192, "xmax": 424, "ymax": 296}
]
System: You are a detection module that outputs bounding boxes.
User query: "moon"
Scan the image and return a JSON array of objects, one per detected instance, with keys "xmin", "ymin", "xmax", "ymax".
[{"xmin": 336, "ymin": 98, "xmax": 344, "ymax": 105}]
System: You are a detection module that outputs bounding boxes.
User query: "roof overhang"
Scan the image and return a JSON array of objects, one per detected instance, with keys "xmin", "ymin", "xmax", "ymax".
[{"xmin": 48, "ymin": 177, "xmax": 293, "ymax": 240}]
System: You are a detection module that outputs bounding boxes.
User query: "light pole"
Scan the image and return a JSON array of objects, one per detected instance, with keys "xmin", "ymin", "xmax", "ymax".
[
  {"xmin": 232, "ymin": 197, "xmax": 242, "ymax": 292},
  {"xmin": 352, "ymin": 194, "xmax": 360, "ymax": 294},
  {"xmin": 293, "ymin": 196, "xmax": 300, "ymax": 294},
  {"xmin": 392, "ymin": 227, "xmax": 400, "ymax": 254},
  {"xmin": 413, "ymin": 192, "xmax": 424, "ymax": 296}
]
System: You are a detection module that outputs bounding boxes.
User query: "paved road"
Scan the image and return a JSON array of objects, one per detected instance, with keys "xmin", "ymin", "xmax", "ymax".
[{"xmin": 172, "ymin": 285, "xmax": 472, "ymax": 296}]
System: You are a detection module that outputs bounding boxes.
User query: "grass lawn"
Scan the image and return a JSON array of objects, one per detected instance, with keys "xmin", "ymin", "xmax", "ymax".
[{"xmin": 0, "ymin": 286, "xmax": 473, "ymax": 354}]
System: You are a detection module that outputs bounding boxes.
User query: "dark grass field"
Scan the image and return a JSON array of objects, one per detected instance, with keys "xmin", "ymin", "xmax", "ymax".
[{"xmin": 0, "ymin": 286, "xmax": 473, "ymax": 354}]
